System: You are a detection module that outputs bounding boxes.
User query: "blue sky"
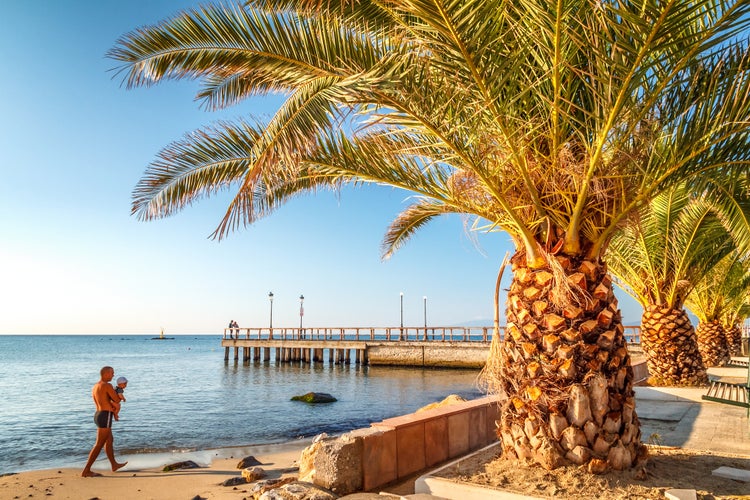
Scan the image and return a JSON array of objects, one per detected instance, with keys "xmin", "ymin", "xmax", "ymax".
[{"xmin": 0, "ymin": 1, "xmax": 642, "ymax": 334}]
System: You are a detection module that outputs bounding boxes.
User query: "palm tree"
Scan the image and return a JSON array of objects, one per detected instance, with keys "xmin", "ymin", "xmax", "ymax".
[
  {"xmin": 109, "ymin": 0, "xmax": 750, "ymax": 471},
  {"xmin": 723, "ymin": 308, "xmax": 750, "ymax": 356},
  {"xmin": 686, "ymin": 250, "xmax": 750, "ymax": 361},
  {"xmin": 607, "ymin": 183, "xmax": 746, "ymax": 382}
]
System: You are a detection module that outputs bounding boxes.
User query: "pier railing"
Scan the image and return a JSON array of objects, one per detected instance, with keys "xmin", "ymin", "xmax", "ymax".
[{"xmin": 223, "ymin": 325, "xmax": 643, "ymax": 343}]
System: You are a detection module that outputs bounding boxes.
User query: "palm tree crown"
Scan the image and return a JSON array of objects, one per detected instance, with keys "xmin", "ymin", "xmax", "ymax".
[{"xmin": 110, "ymin": 0, "xmax": 750, "ymax": 264}]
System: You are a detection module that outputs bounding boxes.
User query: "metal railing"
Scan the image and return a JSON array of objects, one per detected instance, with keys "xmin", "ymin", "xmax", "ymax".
[{"xmin": 223, "ymin": 325, "xmax": 643, "ymax": 344}]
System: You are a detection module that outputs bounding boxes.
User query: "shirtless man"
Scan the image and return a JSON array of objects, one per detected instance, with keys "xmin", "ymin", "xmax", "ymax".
[{"xmin": 81, "ymin": 366, "xmax": 128, "ymax": 477}]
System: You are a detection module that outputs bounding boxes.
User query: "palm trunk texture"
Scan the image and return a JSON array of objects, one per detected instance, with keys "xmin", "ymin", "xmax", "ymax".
[
  {"xmin": 725, "ymin": 325, "xmax": 743, "ymax": 357},
  {"xmin": 492, "ymin": 252, "xmax": 644, "ymax": 472},
  {"xmin": 696, "ymin": 320, "xmax": 730, "ymax": 367},
  {"xmin": 640, "ymin": 306, "xmax": 708, "ymax": 385}
]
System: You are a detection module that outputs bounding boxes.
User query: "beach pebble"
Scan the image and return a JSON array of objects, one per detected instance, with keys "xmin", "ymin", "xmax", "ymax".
[
  {"xmin": 241, "ymin": 466, "xmax": 266, "ymax": 482},
  {"xmin": 237, "ymin": 455, "xmax": 262, "ymax": 469},
  {"xmin": 162, "ymin": 460, "xmax": 200, "ymax": 472},
  {"xmin": 221, "ymin": 476, "xmax": 247, "ymax": 487},
  {"xmin": 257, "ymin": 481, "xmax": 336, "ymax": 500}
]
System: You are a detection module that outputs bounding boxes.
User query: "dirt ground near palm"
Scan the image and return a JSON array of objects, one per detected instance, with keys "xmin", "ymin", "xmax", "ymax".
[{"xmin": 439, "ymin": 444, "xmax": 750, "ymax": 499}]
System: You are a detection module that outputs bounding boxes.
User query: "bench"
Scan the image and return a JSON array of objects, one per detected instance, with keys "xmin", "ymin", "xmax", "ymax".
[
  {"xmin": 702, "ymin": 356, "xmax": 750, "ymax": 418},
  {"xmin": 702, "ymin": 381, "xmax": 749, "ymax": 408},
  {"xmin": 728, "ymin": 358, "xmax": 749, "ymax": 368}
]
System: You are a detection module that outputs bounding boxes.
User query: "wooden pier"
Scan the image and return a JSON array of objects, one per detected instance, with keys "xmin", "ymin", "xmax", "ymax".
[{"xmin": 221, "ymin": 325, "xmax": 643, "ymax": 368}]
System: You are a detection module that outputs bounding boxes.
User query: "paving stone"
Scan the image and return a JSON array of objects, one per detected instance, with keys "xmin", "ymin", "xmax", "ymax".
[
  {"xmin": 712, "ymin": 466, "xmax": 750, "ymax": 482},
  {"xmin": 665, "ymin": 489, "xmax": 697, "ymax": 500}
]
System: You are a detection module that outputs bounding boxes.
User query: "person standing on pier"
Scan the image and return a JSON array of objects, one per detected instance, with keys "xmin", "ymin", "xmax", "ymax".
[{"xmin": 81, "ymin": 366, "xmax": 127, "ymax": 477}]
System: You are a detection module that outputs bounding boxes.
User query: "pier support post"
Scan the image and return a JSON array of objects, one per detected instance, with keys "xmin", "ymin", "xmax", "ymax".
[
  {"xmin": 345, "ymin": 349, "xmax": 351, "ymax": 365},
  {"xmin": 234, "ymin": 347, "xmax": 239, "ymax": 361},
  {"xmin": 224, "ymin": 347, "xmax": 229, "ymax": 361},
  {"xmin": 328, "ymin": 349, "xmax": 334, "ymax": 364},
  {"xmin": 264, "ymin": 347, "xmax": 270, "ymax": 362}
]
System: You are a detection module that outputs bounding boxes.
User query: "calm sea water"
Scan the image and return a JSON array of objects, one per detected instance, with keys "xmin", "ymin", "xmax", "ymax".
[{"xmin": 0, "ymin": 335, "xmax": 484, "ymax": 474}]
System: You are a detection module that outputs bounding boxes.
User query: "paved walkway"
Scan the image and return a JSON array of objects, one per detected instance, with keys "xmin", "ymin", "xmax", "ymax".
[{"xmin": 636, "ymin": 359, "xmax": 749, "ymax": 455}]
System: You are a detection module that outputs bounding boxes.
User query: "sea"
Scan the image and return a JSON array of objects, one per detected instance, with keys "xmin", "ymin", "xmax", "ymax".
[{"xmin": 0, "ymin": 335, "xmax": 485, "ymax": 475}]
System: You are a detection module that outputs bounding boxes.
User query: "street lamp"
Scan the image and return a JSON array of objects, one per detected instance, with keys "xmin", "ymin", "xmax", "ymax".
[
  {"xmin": 400, "ymin": 292, "xmax": 404, "ymax": 340},
  {"xmin": 268, "ymin": 291, "xmax": 274, "ymax": 330},
  {"xmin": 299, "ymin": 294, "xmax": 304, "ymax": 338},
  {"xmin": 400, "ymin": 292, "xmax": 404, "ymax": 327},
  {"xmin": 424, "ymin": 295, "xmax": 429, "ymax": 341}
]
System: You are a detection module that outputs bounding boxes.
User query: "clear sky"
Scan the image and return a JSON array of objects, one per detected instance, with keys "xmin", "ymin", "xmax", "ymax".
[{"xmin": 0, "ymin": 1, "xmax": 642, "ymax": 334}]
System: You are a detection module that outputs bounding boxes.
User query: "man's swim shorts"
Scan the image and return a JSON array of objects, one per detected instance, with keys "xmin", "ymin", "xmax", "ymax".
[{"xmin": 94, "ymin": 410, "xmax": 113, "ymax": 429}]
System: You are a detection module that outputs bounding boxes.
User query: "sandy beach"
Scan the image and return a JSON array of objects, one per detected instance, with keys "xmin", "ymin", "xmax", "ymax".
[{"xmin": 0, "ymin": 440, "xmax": 313, "ymax": 500}]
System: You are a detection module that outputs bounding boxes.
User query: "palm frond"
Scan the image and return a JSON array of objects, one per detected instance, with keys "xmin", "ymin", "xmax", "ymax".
[
  {"xmin": 381, "ymin": 199, "xmax": 457, "ymax": 259},
  {"xmin": 114, "ymin": 0, "xmax": 750, "ymax": 264}
]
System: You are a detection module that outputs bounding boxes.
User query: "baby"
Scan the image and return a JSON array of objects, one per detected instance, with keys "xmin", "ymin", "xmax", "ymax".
[{"xmin": 113, "ymin": 376, "xmax": 128, "ymax": 420}]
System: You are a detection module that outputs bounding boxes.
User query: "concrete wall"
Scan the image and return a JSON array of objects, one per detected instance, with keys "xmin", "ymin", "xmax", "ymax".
[
  {"xmin": 357, "ymin": 396, "xmax": 501, "ymax": 491},
  {"xmin": 366, "ymin": 343, "xmax": 490, "ymax": 368}
]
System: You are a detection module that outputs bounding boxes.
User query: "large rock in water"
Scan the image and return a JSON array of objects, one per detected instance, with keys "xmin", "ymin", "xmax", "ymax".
[
  {"xmin": 291, "ymin": 392, "xmax": 337, "ymax": 404},
  {"xmin": 298, "ymin": 430, "xmax": 366, "ymax": 495}
]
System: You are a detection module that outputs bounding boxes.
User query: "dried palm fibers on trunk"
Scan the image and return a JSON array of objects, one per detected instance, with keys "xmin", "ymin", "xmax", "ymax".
[
  {"xmin": 640, "ymin": 306, "xmax": 707, "ymax": 385},
  {"xmin": 696, "ymin": 320, "xmax": 730, "ymax": 367},
  {"xmin": 484, "ymin": 252, "xmax": 644, "ymax": 472}
]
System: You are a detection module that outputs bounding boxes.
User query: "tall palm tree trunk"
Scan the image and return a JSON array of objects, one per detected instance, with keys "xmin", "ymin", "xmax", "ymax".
[
  {"xmin": 696, "ymin": 320, "xmax": 730, "ymax": 367},
  {"xmin": 640, "ymin": 306, "xmax": 708, "ymax": 385},
  {"xmin": 491, "ymin": 252, "xmax": 643, "ymax": 472},
  {"xmin": 725, "ymin": 325, "xmax": 743, "ymax": 357}
]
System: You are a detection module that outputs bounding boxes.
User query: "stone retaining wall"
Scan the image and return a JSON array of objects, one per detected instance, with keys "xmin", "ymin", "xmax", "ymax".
[
  {"xmin": 366, "ymin": 343, "xmax": 490, "ymax": 368},
  {"xmin": 353, "ymin": 396, "xmax": 501, "ymax": 491}
]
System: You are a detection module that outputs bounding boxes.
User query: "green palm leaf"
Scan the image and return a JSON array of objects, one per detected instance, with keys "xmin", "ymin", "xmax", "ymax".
[{"xmin": 114, "ymin": 0, "xmax": 750, "ymax": 263}]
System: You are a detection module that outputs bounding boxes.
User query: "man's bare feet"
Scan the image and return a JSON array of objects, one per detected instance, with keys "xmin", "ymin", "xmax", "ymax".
[
  {"xmin": 81, "ymin": 471, "xmax": 102, "ymax": 477},
  {"xmin": 112, "ymin": 461, "xmax": 128, "ymax": 472}
]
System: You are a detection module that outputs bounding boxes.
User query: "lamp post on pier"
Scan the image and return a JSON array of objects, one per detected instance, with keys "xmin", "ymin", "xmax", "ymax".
[
  {"xmin": 399, "ymin": 292, "xmax": 404, "ymax": 340},
  {"xmin": 423, "ymin": 296, "xmax": 427, "ymax": 340},
  {"xmin": 299, "ymin": 294, "xmax": 304, "ymax": 338},
  {"xmin": 268, "ymin": 292, "xmax": 274, "ymax": 335}
]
